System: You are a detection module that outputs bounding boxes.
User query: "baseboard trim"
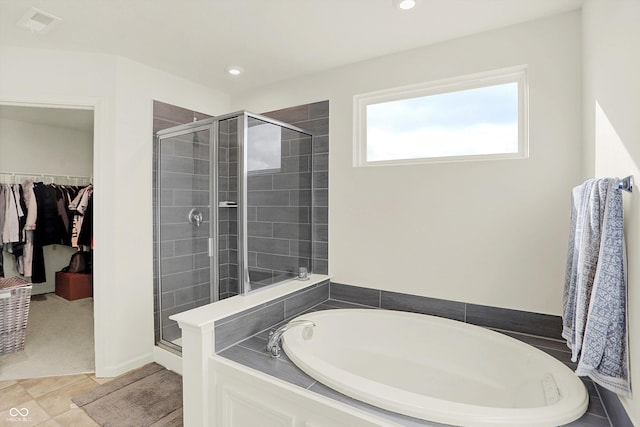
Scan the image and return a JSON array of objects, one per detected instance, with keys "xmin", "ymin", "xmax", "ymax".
[
  {"xmin": 98, "ymin": 352, "xmax": 154, "ymax": 378},
  {"xmin": 153, "ymin": 345, "xmax": 183, "ymax": 375}
]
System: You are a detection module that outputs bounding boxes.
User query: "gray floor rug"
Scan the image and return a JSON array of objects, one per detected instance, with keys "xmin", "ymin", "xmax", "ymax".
[{"xmin": 72, "ymin": 362, "xmax": 183, "ymax": 427}]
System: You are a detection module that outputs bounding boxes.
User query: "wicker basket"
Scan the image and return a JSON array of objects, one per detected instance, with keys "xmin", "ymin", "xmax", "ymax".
[{"xmin": 0, "ymin": 277, "xmax": 32, "ymax": 355}]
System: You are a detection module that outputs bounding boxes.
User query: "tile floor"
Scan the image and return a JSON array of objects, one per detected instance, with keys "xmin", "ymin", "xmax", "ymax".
[{"xmin": 0, "ymin": 373, "xmax": 112, "ymax": 426}]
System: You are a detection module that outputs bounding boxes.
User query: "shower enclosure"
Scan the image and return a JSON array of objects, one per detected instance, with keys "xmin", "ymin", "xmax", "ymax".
[{"xmin": 153, "ymin": 112, "xmax": 314, "ymax": 351}]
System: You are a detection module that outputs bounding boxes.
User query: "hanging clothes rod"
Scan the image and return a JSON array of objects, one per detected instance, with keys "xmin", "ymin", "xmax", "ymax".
[
  {"xmin": 0, "ymin": 171, "xmax": 92, "ymax": 185},
  {"xmin": 619, "ymin": 175, "xmax": 634, "ymax": 192}
]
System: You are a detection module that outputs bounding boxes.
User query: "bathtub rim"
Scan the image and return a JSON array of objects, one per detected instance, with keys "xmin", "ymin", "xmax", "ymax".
[{"xmin": 282, "ymin": 308, "xmax": 589, "ymax": 427}]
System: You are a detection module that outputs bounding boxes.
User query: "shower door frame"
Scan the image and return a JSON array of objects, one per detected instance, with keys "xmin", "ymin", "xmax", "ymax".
[
  {"xmin": 154, "ymin": 111, "xmax": 314, "ymax": 351},
  {"xmin": 214, "ymin": 110, "xmax": 315, "ymax": 295},
  {"xmin": 154, "ymin": 117, "xmax": 218, "ymax": 352},
  {"xmin": 192, "ymin": 110, "xmax": 315, "ymax": 296}
]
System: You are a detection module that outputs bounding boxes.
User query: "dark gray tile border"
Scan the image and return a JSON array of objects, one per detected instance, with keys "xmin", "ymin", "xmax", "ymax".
[
  {"xmin": 465, "ymin": 303, "xmax": 562, "ymax": 339},
  {"xmin": 329, "ymin": 282, "xmax": 380, "ymax": 307},
  {"xmin": 262, "ymin": 279, "xmax": 330, "ymax": 309},
  {"xmin": 381, "ymin": 290, "xmax": 465, "ymax": 322},
  {"xmin": 585, "ymin": 395, "xmax": 608, "ymax": 420},
  {"xmin": 561, "ymin": 413, "xmax": 613, "ymax": 426},
  {"xmin": 315, "ymin": 300, "xmax": 375, "ymax": 310},
  {"xmin": 214, "ymin": 279, "xmax": 330, "ymax": 327},
  {"xmin": 596, "ymin": 384, "xmax": 633, "ymax": 427},
  {"xmin": 582, "ymin": 379, "xmax": 600, "ymax": 398},
  {"xmin": 215, "ymin": 301, "xmax": 285, "ymax": 352},
  {"xmin": 284, "ymin": 282, "xmax": 329, "ymax": 319},
  {"xmin": 214, "ymin": 280, "xmax": 331, "ymax": 351}
]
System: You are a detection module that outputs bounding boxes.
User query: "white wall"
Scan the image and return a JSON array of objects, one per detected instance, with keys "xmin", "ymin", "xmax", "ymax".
[
  {"xmin": 0, "ymin": 116, "xmax": 93, "ymax": 294},
  {"xmin": 583, "ymin": 0, "xmax": 640, "ymax": 423},
  {"xmin": 0, "ymin": 46, "xmax": 230, "ymax": 377},
  {"xmin": 232, "ymin": 12, "xmax": 582, "ymax": 315},
  {"xmin": 0, "ymin": 117, "xmax": 93, "ymax": 176}
]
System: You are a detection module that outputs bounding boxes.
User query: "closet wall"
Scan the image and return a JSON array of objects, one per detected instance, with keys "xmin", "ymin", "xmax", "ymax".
[{"xmin": 0, "ymin": 109, "xmax": 93, "ymax": 294}]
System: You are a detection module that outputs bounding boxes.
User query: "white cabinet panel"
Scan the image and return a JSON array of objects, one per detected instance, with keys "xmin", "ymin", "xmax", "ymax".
[
  {"xmin": 212, "ymin": 357, "xmax": 399, "ymax": 427},
  {"xmin": 222, "ymin": 388, "xmax": 294, "ymax": 427}
]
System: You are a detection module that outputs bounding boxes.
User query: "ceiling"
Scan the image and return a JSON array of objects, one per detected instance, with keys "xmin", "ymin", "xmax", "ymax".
[{"xmin": 0, "ymin": 0, "xmax": 583, "ymax": 96}]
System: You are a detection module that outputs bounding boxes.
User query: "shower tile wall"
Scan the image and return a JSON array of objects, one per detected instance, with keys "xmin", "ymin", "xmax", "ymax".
[
  {"xmin": 153, "ymin": 100, "xmax": 212, "ymax": 342},
  {"xmin": 218, "ymin": 118, "xmax": 239, "ymax": 300},
  {"xmin": 260, "ymin": 100, "xmax": 329, "ymax": 276}
]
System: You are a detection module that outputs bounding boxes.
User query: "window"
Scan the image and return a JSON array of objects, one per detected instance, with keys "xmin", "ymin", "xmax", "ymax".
[
  {"xmin": 247, "ymin": 120, "xmax": 282, "ymax": 173},
  {"xmin": 354, "ymin": 67, "xmax": 528, "ymax": 166}
]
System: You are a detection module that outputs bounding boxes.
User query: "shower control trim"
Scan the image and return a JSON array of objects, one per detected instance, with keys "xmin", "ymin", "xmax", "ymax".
[
  {"xmin": 188, "ymin": 208, "xmax": 203, "ymax": 227},
  {"xmin": 218, "ymin": 201, "xmax": 238, "ymax": 208}
]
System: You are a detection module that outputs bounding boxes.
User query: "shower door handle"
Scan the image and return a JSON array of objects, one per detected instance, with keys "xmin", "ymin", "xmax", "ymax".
[{"xmin": 208, "ymin": 237, "xmax": 215, "ymax": 257}]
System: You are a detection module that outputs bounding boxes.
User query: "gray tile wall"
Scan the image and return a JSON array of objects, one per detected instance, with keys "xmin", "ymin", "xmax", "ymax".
[
  {"xmin": 214, "ymin": 279, "xmax": 330, "ymax": 351},
  {"xmin": 262, "ymin": 101, "xmax": 329, "ymax": 276},
  {"xmin": 218, "ymin": 103, "xmax": 329, "ymax": 295},
  {"xmin": 245, "ymin": 117, "xmax": 313, "ymax": 286},
  {"xmin": 218, "ymin": 117, "xmax": 239, "ymax": 300},
  {"xmin": 330, "ymin": 282, "xmax": 563, "ymax": 339},
  {"xmin": 153, "ymin": 101, "xmax": 213, "ymax": 343}
]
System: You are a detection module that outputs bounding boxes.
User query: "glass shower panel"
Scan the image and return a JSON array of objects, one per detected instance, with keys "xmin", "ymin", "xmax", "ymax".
[
  {"xmin": 245, "ymin": 116, "xmax": 312, "ymax": 291},
  {"xmin": 217, "ymin": 117, "xmax": 240, "ymax": 300},
  {"xmin": 155, "ymin": 126, "xmax": 214, "ymax": 348}
]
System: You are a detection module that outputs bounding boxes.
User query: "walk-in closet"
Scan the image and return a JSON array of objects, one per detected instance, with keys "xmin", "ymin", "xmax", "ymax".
[{"xmin": 0, "ymin": 105, "xmax": 95, "ymax": 381}]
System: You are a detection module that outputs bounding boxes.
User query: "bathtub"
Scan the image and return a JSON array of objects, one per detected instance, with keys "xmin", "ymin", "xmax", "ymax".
[{"xmin": 282, "ymin": 309, "xmax": 588, "ymax": 426}]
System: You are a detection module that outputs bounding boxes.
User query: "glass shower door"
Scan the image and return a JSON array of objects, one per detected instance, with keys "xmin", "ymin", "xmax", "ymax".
[{"xmin": 154, "ymin": 121, "xmax": 216, "ymax": 349}]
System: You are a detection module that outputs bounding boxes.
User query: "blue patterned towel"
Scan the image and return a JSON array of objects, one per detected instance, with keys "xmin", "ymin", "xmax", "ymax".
[{"xmin": 562, "ymin": 178, "xmax": 630, "ymax": 397}]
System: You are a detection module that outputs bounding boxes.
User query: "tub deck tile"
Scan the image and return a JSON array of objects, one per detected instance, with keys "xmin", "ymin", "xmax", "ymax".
[
  {"xmin": 497, "ymin": 330, "xmax": 571, "ymax": 353},
  {"xmin": 561, "ymin": 413, "xmax": 612, "ymax": 426},
  {"xmin": 218, "ymin": 299, "xmax": 612, "ymax": 427},
  {"xmin": 501, "ymin": 330, "xmax": 609, "ymax": 422},
  {"xmin": 219, "ymin": 345, "xmax": 315, "ymax": 389}
]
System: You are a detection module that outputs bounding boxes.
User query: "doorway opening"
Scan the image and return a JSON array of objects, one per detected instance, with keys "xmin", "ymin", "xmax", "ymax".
[{"xmin": 0, "ymin": 103, "xmax": 95, "ymax": 381}]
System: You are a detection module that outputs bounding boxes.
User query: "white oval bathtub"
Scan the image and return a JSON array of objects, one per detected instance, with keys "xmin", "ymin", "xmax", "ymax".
[{"xmin": 282, "ymin": 309, "xmax": 588, "ymax": 427}]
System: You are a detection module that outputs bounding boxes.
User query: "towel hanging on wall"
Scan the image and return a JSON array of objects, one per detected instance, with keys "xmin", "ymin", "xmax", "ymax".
[{"xmin": 562, "ymin": 177, "xmax": 630, "ymax": 397}]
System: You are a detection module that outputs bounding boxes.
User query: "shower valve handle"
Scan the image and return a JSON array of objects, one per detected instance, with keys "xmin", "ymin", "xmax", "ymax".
[{"xmin": 188, "ymin": 208, "xmax": 203, "ymax": 227}]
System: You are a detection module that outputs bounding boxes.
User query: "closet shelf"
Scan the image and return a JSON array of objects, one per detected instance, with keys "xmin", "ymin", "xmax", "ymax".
[{"xmin": 0, "ymin": 171, "xmax": 92, "ymax": 185}]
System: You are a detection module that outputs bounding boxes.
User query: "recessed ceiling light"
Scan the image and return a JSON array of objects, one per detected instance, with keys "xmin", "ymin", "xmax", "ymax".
[
  {"xmin": 392, "ymin": 0, "xmax": 417, "ymax": 10},
  {"xmin": 226, "ymin": 66, "xmax": 244, "ymax": 76},
  {"xmin": 17, "ymin": 7, "xmax": 62, "ymax": 33}
]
